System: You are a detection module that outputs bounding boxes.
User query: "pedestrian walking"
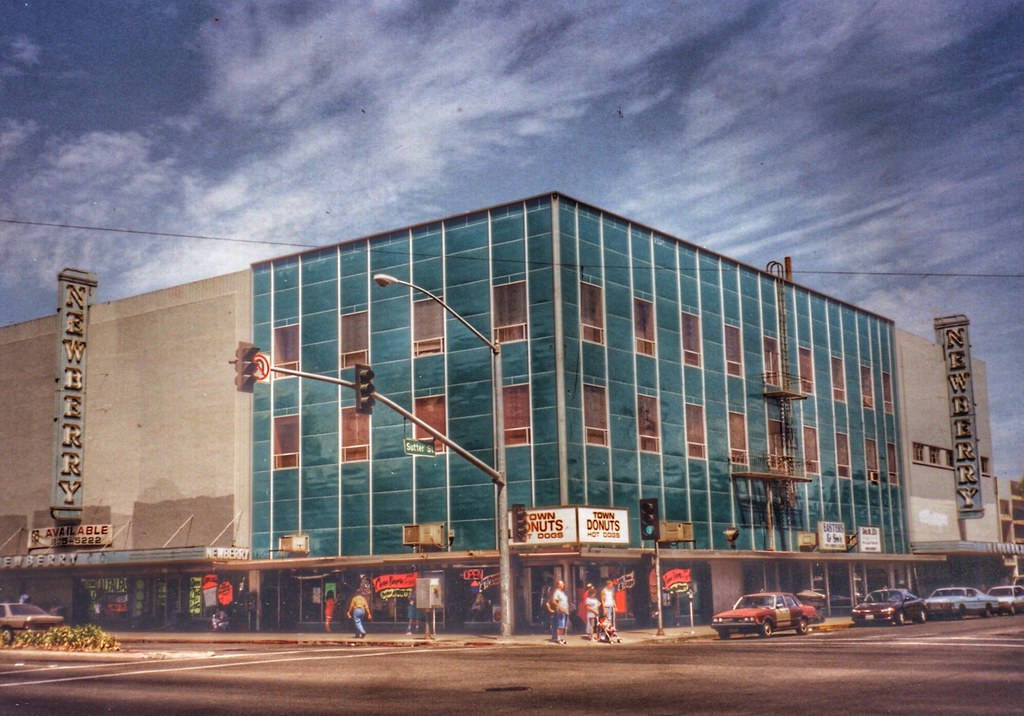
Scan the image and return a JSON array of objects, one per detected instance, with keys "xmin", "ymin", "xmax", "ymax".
[
  {"xmin": 324, "ymin": 590, "xmax": 336, "ymax": 633},
  {"xmin": 601, "ymin": 579, "xmax": 617, "ymax": 631},
  {"xmin": 550, "ymin": 579, "xmax": 569, "ymax": 644},
  {"xmin": 346, "ymin": 592, "xmax": 372, "ymax": 638},
  {"xmin": 584, "ymin": 584, "xmax": 600, "ymax": 640}
]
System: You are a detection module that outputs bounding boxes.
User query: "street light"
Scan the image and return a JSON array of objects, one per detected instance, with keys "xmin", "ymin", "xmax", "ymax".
[{"xmin": 373, "ymin": 273, "xmax": 512, "ymax": 639}]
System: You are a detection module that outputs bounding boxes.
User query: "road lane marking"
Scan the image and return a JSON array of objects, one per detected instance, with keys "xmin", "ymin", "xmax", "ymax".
[{"xmin": 0, "ymin": 647, "xmax": 477, "ymax": 689}]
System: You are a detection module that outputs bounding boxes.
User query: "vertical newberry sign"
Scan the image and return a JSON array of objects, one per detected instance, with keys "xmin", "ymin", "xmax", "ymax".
[
  {"xmin": 934, "ymin": 314, "xmax": 983, "ymax": 519},
  {"xmin": 51, "ymin": 268, "xmax": 98, "ymax": 524}
]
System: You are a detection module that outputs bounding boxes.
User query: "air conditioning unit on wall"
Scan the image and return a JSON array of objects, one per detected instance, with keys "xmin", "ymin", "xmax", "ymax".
[
  {"xmin": 278, "ymin": 534, "xmax": 310, "ymax": 554},
  {"xmin": 403, "ymin": 523, "xmax": 445, "ymax": 549},
  {"xmin": 868, "ymin": 470, "xmax": 880, "ymax": 485}
]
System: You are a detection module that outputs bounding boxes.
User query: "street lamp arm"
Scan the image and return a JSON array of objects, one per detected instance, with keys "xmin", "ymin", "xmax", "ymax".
[{"xmin": 373, "ymin": 273, "xmax": 497, "ymax": 354}]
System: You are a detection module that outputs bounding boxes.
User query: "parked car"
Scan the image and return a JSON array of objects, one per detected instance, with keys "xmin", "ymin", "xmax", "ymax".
[
  {"xmin": 987, "ymin": 585, "xmax": 1024, "ymax": 616},
  {"xmin": 0, "ymin": 603, "xmax": 64, "ymax": 645},
  {"xmin": 923, "ymin": 587, "xmax": 997, "ymax": 619},
  {"xmin": 851, "ymin": 588, "xmax": 927, "ymax": 626},
  {"xmin": 711, "ymin": 592, "xmax": 818, "ymax": 639}
]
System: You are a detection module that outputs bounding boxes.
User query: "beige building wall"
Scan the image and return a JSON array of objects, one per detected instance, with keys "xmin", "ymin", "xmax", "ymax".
[
  {"xmin": 0, "ymin": 271, "xmax": 252, "ymax": 554},
  {"xmin": 895, "ymin": 327, "xmax": 999, "ymax": 545}
]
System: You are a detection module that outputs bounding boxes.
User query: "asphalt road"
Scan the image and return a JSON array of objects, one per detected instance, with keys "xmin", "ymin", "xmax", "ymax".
[{"xmin": 1, "ymin": 617, "xmax": 1021, "ymax": 715}]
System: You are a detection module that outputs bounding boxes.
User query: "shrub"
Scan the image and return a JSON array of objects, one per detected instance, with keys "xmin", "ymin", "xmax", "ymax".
[{"xmin": 12, "ymin": 624, "xmax": 120, "ymax": 651}]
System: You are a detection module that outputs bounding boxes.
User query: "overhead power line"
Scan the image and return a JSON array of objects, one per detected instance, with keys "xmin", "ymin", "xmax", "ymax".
[
  {"xmin": 0, "ymin": 218, "xmax": 317, "ymax": 248},
  {"xmin": 2, "ymin": 217, "xmax": 1020, "ymax": 279}
]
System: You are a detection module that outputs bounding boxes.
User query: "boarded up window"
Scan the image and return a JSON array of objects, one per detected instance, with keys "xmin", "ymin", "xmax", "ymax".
[
  {"xmin": 729, "ymin": 412, "xmax": 747, "ymax": 464},
  {"xmin": 580, "ymin": 282, "xmax": 604, "ymax": 343},
  {"xmin": 637, "ymin": 394, "xmax": 659, "ymax": 452},
  {"xmin": 799, "ymin": 347, "xmax": 813, "ymax": 394},
  {"xmin": 634, "ymin": 299, "xmax": 655, "ymax": 356},
  {"xmin": 504, "ymin": 383, "xmax": 531, "ymax": 445},
  {"xmin": 274, "ymin": 324, "xmax": 299, "ymax": 372},
  {"xmin": 860, "ymin": 365, "xmax": 874, "ymax": 408},
  {"xmin": 831, "ymin": 356, "xmax": 846, "ymax": 402},
  {"xmin": 584, "ymin": 384, "xmax": 608, "ymax": 446},
  {"xmin": 681, "ymin": 312, "xmax": 701, "ymax": 366},
  {"xmin": 494, "ymin": 282, "xmax": 527, "ymax": 343},
  {"xmin": 836, "ymin": 432, "xmax": 850, "ymax": 477},
  {"xmin": 341, "ymin": 311, "xmax": 368, "ymax": 368},
  {"xmin": 725, "ymin": 324, "xmax": 742, "ymax": 376},
  {"xmin": 414, "ymin": 299, "xmax": 444, "ymax": 356},
  {"xmin": 803, "ymin": 426, "xmax": 819, "ymax": 474},
  {"xmin": 685, "ymin": 404, "xmax": 705, "ymax": 458},
  {"xmin": 341, "ymin": 407, "xmax": 369, "ymax": 462},
  {"xmin": 274, "ymin": 414, "xmax": 299, "ymax": 469},
  {"xmin": 763, "ymin": 336, "xmax": 780, "ymax": 385},
  {"xmin": 415, "ymin": 395, "xmax": 446, "ymax": 451}
]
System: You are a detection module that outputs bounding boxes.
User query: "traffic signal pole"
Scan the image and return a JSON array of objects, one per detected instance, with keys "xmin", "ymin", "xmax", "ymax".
[{"xmin": 266, "ymin": 364, "xmax": 502, "ymax": 485}]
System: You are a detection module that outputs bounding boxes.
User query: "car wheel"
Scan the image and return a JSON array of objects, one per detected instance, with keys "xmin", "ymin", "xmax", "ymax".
[
  {"xmin": 1008, "ymin": 604, "xmax": 1016, "ymax": 616},
  {"xmin": 957, "ymin": 605, "xmax": 966, "ymax": 620},
  {"xmin": 717, "ymin": 630, "xmax": 731, "ymax": 640},
  {"xmin": 758, "ymin": 620, "xmax": 774, "ymax": 638},
  {"xmin": 1, "ymin": 627, "xmax": 12, "ymax": 646},
  {"xmin": 915, "ymin": 609, "xmax": 927, "ymax": 624},
  {"xmin": 892, "ymin": 610, "xmax": 906, "ymax": 626},
  {"xmin": 983, "ymin": 605, "xmax": 993, "ymax": 618},
  {"xmin": 795, "ymin": 618, "xmax": 809, "ymax": 635}
]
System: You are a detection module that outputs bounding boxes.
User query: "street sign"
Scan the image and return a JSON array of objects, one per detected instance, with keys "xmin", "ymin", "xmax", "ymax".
[
  {"xmin": 253, "ymin": 353, "xmax": 270, "ymax": 381},
  {"xmin": 403, "ymin": 437, "xmax": 436, "ymax": 457}
]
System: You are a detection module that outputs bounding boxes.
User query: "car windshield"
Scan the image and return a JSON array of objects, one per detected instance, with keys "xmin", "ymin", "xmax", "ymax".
[
  {"xmin": 930, "ymin": 588, "xmax": 965, "ymax": 598},
  {"xmin": 735, "ymin": 595, "xmax": 774, "ymax": 609},
  {"xmin": 988, "ymin": 587, "xmax": 1010, "ymax": 596},
  {"xmin": 9, "ymin": 604, "xmax": 48, "ymax": 616},
  {"xmin": 864, "ymin": 590, "xmax": 900, "ymax": 603}
]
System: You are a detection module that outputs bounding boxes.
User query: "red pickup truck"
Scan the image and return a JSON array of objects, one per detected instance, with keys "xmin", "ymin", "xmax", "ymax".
[{"xmin": 711, "ymin": 592, "xmax": 818, "ymax": 639}]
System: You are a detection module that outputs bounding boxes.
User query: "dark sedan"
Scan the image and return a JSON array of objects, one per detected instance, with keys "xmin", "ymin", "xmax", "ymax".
[{"xmin": 851, "ymin": 588, "xmax": 927, "ymax": 626}]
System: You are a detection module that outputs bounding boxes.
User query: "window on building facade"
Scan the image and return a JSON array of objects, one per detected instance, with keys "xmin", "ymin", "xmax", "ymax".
[
  {"xmin": 767, "ymin": 419, "xmax": 783, "ymax": 457},
  {"xmin": 634, "ymin": 298, "xmax": 655, "ymax": 356},
  {"xmin": 836, "ymin": 432, "xmax": 850, "ymax": 478},
  {"xmin": 414, "ymin": 299, "xmax": 444, "ymax": 356},
  {"xmin": 415, "ymin": 395, "xmax": 446, "ymax": 452},
  {"xmin": 861, "ymin": 365, "xmax": 874, "ymax": 408},
  {"xmin": 887, "ymin": 443, "xmax": 898, "ymax": 484},
  {"xmin": 580, "ymin": 282, "xmax": 604, "ymax": 344},
  {"xmin": 274, "ymin": 324, "xmax": 299, "ymax": 374},
  {"xmin": 945, "ymin": 448, "xmax": 953, "ymax": 467},
  {"xmin": 685, "ymin": 403, "xmax": 705, "ymax": 459},
  {"xmin": 831, "ymin": 355, "xmax": 846, "ymax": 402},
  {"xmin": 799, "ymin": 347, "xmax": 813, "ymax": 394},
  {"xmin": 493, "ymin": 282, "xmax": 527, "ymax": 343},
  {"xmin": 913, "ymin": 442, "xmax": 925, "ymax": 462},
  {"xmin": 340, "ymin": 311, "xmax": 368, "ymax": 368},
  {"xmin": 725, "ymin": 324, "xmax": 742, "ymax": 377},
  {"xmin": 763, "ymin": 336, "xmax": 780, "ymax": 386},
  {"xmin": 503, "ymin": 383, "xmax": 531, "ymax": 446},
  {"xmin": 929, "ymin": 446, "xmax": 942, "ymax": 465},
  {"xmin": 681, "ymin": 312, "xmax": 701, "ymax": 366},
  {"xmin": 341, "ymin": 407, "xmax": 369, "ymax": 462},
  {"xmin": 273, "ymin": 414, "xmax": 299, "ymax": 469},
  {"xmin": 882, "ymin": 371, "xmax": 894, "ymax": 413},
  {"xmin": 865, "ymin": 438, "xmax": 879, "ymax": 483},
  {"xmin": 584, "ymin": 384, "xmax": 608, "ymax": 446},
  {"xmin": 981, "ymin": 456, "xmax": 990, "ymax": 475},
  {"xmin": 729, "ymin": 412, "xmax": 747, "ymax": 465},
  {"xmin": 637, "ymin": 394, "xmax": 660, "ymax": 453},
  {"xmin": 804, "ymin": 425, "xmax": 819, "ymax": 474}
]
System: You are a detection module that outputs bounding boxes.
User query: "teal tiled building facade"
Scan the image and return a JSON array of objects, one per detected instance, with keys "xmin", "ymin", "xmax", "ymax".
[{"xmin": 250, "ymin": 193, "xmax": 906, "ymax": 565}]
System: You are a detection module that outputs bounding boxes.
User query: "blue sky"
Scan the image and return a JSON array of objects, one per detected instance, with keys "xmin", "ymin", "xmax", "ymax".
[{"xmin": 1, "ymin": 1, "xmax": 1021, "ymax": 481}]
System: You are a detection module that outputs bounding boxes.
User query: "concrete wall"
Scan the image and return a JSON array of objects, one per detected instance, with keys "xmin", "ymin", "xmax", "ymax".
[
  {"xmin": 895, "ymin": 327, "xmax": 1000, "ymax": 544},
  {"xmin": 0, "ymin": 271, "xmax": 252, "ymax": 554}
]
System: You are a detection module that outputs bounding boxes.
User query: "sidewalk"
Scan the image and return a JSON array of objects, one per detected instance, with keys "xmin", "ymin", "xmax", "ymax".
[{"xmin": 109, "ymin": 617, "xmax": 852, "ymax": 650}]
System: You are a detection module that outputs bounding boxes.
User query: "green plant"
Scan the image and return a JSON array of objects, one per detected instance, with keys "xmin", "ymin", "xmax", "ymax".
[{"xmin": 11, "ymin": 624, "xmax": 120, "ymax": 651}]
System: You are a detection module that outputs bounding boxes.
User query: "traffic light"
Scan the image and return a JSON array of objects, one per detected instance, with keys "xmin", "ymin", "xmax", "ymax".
[
  {"xmin": 512, "ymin": 504, "xmax": 528, "ymax": 543},
  {"xmin": 639, "ymin": 498, "xmax": 660, "ymax": 541},
  {"xmin": 232, "ymin": 341, "xmax": 259, "ymax": 393},
  {"xmin": 354, "ymin": 363, "xmax": 375, "ymax": 414}
]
